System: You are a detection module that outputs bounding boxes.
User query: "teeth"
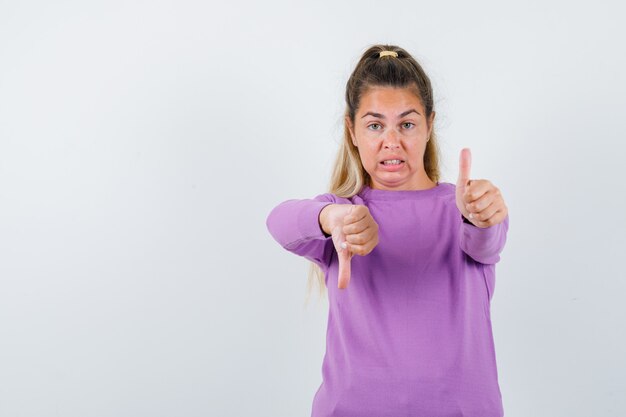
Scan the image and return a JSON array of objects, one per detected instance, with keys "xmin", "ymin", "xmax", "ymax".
[{"xmin": 383, "ymin": 159, "xmax": 402, "ymax": 165}]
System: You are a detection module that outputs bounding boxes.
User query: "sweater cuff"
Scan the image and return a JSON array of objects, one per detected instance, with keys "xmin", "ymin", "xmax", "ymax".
[
  {"xmin": 461, "ymin": 212, "xmax": 508, "ymax": 239},
  {"xmin": 297, "ymin": 201, "xmax": 334, "ymax": 240}
]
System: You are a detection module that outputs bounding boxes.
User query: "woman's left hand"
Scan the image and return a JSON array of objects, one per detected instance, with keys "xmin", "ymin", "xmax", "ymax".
[{"xmin": 455, "ymin": 148, "xmax": 508, "ymax": 228}]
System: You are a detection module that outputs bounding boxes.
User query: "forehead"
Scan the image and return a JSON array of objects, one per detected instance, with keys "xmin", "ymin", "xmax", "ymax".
[{"xmin": 358, "ymin": 86, "xmax": 424, "ymax": 115}]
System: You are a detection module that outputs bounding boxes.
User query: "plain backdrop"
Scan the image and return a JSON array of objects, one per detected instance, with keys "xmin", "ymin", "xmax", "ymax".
[{"xmin": 1, "ymin": 1, "xmax": 625, "ymax": 416}]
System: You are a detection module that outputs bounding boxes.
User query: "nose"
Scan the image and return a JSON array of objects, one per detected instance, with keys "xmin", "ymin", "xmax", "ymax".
[{"xmin": 383, "ymin": 128, "xmax": 400, "ymax": 149}]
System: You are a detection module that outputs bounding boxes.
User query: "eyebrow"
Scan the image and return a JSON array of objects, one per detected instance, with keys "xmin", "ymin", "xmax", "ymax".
[{"xmin": 361, "ymin": 109, "xmax": 421, "ymax": 119}]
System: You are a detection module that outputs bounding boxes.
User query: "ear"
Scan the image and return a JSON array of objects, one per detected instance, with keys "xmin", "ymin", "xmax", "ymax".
[{"xmin": 345, "ymin": 116, "xmax": 357, "ymax": 147}]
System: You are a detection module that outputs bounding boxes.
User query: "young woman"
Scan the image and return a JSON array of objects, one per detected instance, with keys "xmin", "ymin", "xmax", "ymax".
[{"xmin": 266, "ymin": 44, "xmax": 510, "ymax": 417}]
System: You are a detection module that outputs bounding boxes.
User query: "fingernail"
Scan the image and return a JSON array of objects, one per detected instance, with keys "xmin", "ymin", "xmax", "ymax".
[
  {"xmin": 341, "ymin": 242, "xmax": 347, "ymax": 249},
  {"xmin": 469, "ymin": 213, "xmax": 474, "ymax": 219}
]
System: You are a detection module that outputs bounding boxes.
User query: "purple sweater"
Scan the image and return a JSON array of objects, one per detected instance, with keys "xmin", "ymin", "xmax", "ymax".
[{"xmin": 266, "ymin": 182, "xmax": 510, "ymax": 417}]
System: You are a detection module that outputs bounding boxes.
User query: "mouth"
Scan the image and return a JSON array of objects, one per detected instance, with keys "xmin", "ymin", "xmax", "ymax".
[{"xmin": 380, "ymin": 159, "xmax": 405, "ymax": 166}]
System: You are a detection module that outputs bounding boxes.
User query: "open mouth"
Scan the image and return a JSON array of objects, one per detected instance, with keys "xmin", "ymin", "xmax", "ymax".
[{"xmin": 380, "ymin": 160, "xmax": 405, "ymax": 166}]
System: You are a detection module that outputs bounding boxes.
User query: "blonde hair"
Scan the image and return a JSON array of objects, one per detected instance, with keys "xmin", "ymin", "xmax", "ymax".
[{"xmin": 305, "ymin": 44, "xmax": 443, "ymax": 305}]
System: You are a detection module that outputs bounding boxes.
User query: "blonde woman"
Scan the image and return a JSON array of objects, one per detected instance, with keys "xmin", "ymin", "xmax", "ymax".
[{"xmin": 266, "ymin": 44, "xmax": 510, "ymax": 417}]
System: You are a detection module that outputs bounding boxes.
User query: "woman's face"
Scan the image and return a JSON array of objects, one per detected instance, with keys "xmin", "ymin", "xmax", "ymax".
[{"xmin": 347, "ymin": 85, "xmax": 435, "ymax": 191}]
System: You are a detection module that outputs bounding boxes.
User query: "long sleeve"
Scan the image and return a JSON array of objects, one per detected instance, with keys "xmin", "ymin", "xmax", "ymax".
[
  {"xmin": 459, "ymin": 213, "xmax": 510, "ymax": 264},
  {"xmin": 266, "ymin": 194, "xmax": 337, "ymax": 271}
]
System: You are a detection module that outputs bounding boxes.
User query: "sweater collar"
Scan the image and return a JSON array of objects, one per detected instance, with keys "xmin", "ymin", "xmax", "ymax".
[{"xmin": 358, "ymin": 182, "xmax": 448, "ymax": 200}]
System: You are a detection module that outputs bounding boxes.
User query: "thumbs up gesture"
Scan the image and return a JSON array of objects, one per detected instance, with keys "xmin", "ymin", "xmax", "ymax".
[
  {"xmin": 456, "ymin": 148, "xmax": 509, "ymax": 228},
  {"xmin": 319, "ymin": 204, "xmax": 379, "ymax": 289}
]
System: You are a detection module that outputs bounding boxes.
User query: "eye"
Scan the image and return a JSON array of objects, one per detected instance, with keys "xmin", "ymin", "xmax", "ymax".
[
  {"xmin": 367, "ymin": 123, "xmax": 382, "ymax": 131},
  {"xmin": 402, "ymin": 122, "xmax": 415, "ymax": 129}
]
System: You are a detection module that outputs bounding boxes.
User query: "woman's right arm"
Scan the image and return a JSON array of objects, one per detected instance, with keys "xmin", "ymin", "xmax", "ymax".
[{"xmin": 265, "ymin": 195, "xmax": 337, "ymax": 271}]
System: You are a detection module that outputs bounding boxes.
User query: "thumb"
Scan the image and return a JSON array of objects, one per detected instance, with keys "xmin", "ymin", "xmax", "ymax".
[
  {"xmin": 333, "ymin": 205, "xmax": 354, "ymax": 290},
  {"xmin": 457, "ymin": 147, "xmax": 472, "ymax": 191},
  {"xmin": 337, "ymin": 243, "xmax": 352, "ymax": 290}
]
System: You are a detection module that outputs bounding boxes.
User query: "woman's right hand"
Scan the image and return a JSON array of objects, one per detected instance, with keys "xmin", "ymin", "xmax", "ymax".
[{"xmin": 319, "ymin": 204, "xmax": 379, "ymax": 289}]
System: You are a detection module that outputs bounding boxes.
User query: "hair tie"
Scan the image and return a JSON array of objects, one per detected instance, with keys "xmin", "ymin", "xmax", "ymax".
[{"xmin": 379, "ymin": 50, "xmax": 398, "ymax": 58}]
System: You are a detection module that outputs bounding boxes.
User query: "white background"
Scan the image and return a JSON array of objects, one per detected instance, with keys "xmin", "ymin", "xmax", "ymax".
[{"xmin": 1, "ymin": 1, "xmax": 625, "ymax": 416}]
